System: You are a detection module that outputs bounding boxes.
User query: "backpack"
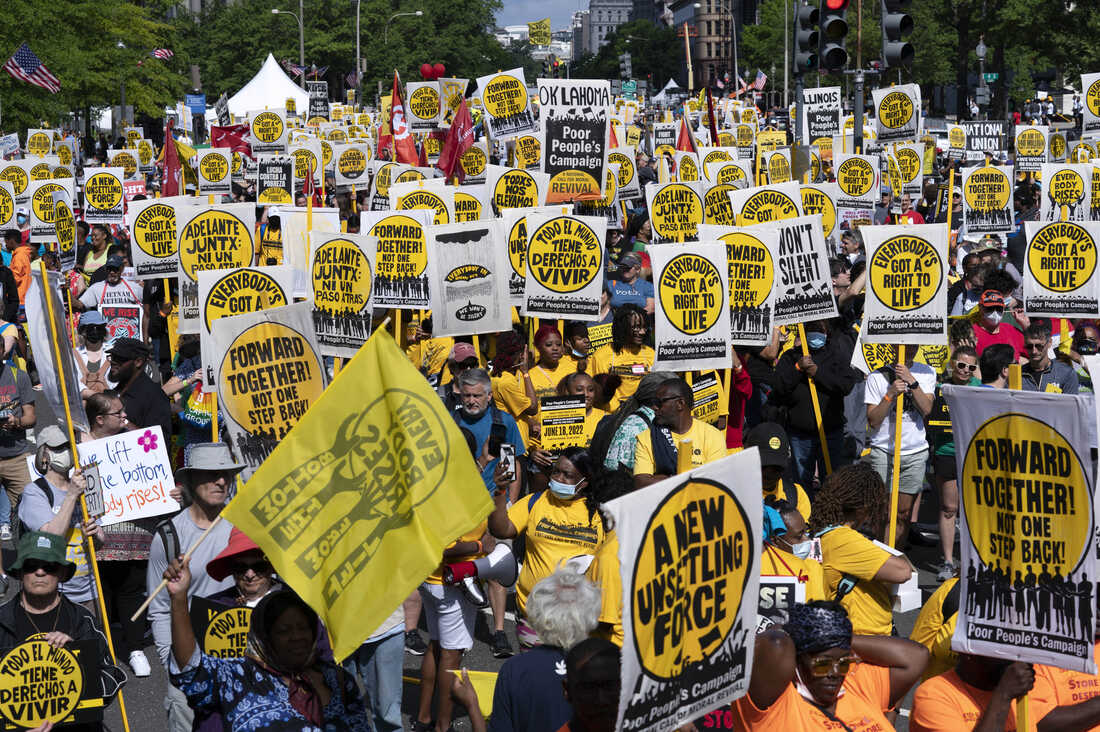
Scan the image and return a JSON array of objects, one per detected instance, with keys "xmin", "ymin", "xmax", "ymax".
[
  {"xmin": 592, "ymin": 409, "xmax": 677, "ymax": 475},
  {"xmin": 19, "ymin": 477, "xmax": 56, "ymax": 537},
  {"xmin": 154, "ymin": 518, "xmax": 181, "ymax": 562}
]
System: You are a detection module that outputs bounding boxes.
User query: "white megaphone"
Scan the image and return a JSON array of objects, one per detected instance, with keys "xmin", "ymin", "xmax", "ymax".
[{"xmin": 443, "ymin": 544, "xmax": 518, "ymax": 607}]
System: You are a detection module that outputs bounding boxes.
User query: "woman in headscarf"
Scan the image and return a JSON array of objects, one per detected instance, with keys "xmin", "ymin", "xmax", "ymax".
[
  {"xmin": 589, "ymin": 370, "xmax": 677, "ymax": 471},
  {"xmin": 732, "ymin": 601, "xmax": 928, "ymax": 729},
  {"xmin": 163, "ymin": 558, "xmax": 369, "ymax": 731}
]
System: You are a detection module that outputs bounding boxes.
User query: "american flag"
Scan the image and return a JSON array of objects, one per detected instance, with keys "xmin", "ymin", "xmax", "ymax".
[
  {"xmin": 3, "ymin": 43, "xmax": 60, "ymax": 93},
  {"xmin": 307, "ymin": 65, "xmax": 328, "ymax": 79},
  {"xmin": 751, "ymin": 69, "xmax": 768, "ymax": 91},
  {"xmin": 282, "ymin": 59, "xmax": 306, "ymax": 77},
  {"xmin": 151, "ymin": 48, "xmax": 174, "ymax": 60},
  {"xmin": 345, "ymin": 71, "xmax": 358, "ymax": 89}
]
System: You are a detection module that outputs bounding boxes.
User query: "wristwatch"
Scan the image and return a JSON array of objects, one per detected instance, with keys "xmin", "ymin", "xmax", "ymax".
[{"xmin": 907, "ymin": 380, "xmax": 920, "ymax": 391}]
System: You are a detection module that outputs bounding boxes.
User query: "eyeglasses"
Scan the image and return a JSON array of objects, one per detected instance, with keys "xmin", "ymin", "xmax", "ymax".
[
  {"xmin": 954, "ymin": 362, "xmax": 978, "ymax": 372},
  {"xmin": 1025, "ymin": 342, "xmax": 1048, "ymax": 351},
  {"xmin": 655, "ymin": 395, "xmax": 682, "ymax": 406},
  {"xmin": 103, "ymin": 410, "xmax": 126, "ymax": 417},
  {"xmin": 23, "ymin": 560, "xmax": 63, "ymax": 575},
  {"xmin": 808, "ymin": 655, "xmax": 860, "ymax": 677},
  {"xmin": 231, "ymin": 559, "xmax": 272, "ymax": 575}
]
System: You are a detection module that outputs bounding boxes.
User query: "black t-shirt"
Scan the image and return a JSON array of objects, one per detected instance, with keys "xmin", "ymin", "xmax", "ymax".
[
  {"xmin": 119, "ymin": 372, "xmax": 172, "ymax": 442},
  {"xmin": 14, "ymin": 601, "xmax": 62, "ymax": 641}
]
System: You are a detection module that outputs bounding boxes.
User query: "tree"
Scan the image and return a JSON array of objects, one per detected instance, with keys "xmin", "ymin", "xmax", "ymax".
[{"xmin": 572, "ymin": 20, "xmax": 679, "ymax": 91}]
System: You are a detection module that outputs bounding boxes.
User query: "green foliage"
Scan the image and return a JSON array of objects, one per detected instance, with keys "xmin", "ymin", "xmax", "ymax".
[
  {"xmin": 0, "ymin": 0, "xmax": 187, "ymax": 132},
  {"xmin": 571, "ymin": 20, "xmax": 679, "ymax": 91}
]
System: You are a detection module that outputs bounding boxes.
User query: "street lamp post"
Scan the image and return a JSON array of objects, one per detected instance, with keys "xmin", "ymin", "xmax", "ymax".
[
  {"xmin": 385, "ymin": 10, "xmax": 424, "ymax": 45},
  {"xmin": 271, "ymin": 5, "xmax": 305, "ymax": 89},
  {"xmin": 975, "ymin": 36, "xmax": 987, "ymax": 121}
]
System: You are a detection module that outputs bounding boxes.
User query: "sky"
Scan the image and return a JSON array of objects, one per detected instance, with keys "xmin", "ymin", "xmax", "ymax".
[{"xmin": 494, "ymin": 0, "xmax": 581, "ymax": 30}]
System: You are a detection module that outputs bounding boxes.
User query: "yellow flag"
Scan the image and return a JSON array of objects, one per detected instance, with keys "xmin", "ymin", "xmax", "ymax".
[
  {"xmin": 222, "ymin": 332, "xmax": 492, "ymax": 661},
  {"xmin": 528, "ymin": 17, "xmax": 551, "ymax": 46}
]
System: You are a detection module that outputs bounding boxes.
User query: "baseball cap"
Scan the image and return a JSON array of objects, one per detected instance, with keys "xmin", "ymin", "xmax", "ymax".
[
  {"xmin": 743, "ymin": 422, "xmax": 791, "ymax": 469},
  {"xmin": 953, "ymin": 186, "xmax": 963, "ymax": 197},
  {"xmin": 38, "ymin": 425, "xmax": 69, "ymax": 448},
  {"xmin": 450, "ymin": 342, "xmax": 478, "ymax": 363},
  {"xmin": 108, "ymin": 338, "xmax": 150, "ymax": 362},
  {"xmin": 78, "ymin": 311, "xmax": 107, "ymax": 327},
  {"xmin": 619, "ymin": 253, "xmax": 642, "ymax": 270},
  {"xmin": 105, "ymin": 255, "xmax": 125, "ymax": 270},
  {"xmin": 980, "ymin": 290, "xmax": 1005, "ymax": 308},
  {"xmin": 880, "ymin": 185, "xmax": 892, "ymax": 195},
  {"xmin": 16, "ymin": 207, "xmax": 27, "ymax": 218}
]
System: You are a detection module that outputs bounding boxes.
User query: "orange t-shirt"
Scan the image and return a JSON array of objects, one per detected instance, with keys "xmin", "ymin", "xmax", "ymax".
[
  {"xmin": 731, "ymin": 663, "xmax": 893, "ymax": 731},
  {"xmin": 1034, "ymin": 641, "xmax": 1100, "ymax": 732},
  {"xmin": 910, "ymin": 668, "xmax": 1055, "ymax": 732}
]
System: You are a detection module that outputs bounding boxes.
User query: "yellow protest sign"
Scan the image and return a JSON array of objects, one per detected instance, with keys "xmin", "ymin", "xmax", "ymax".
[
  {"xmin": 539, "ymin": 396, "xmax": 587, "ymax": 451},
  {"xmin": 222, "ymin": 332, "xmax": 493, "ymax": 661},
  {"xmin": 588, "ymin": 322, "xmax": 612, "ymax": 352},
  {"xmin": 0, "ymin": 639, "xmax": 99, "ymax": 728},
  {"xmin": 191, "ymin": 597, "xmax": 251, "ymax": 658},
  {"xmin": 962, "ymin": 165, "xmax": 1013, "ymax": 234},
  {"xmin": 1023, "ymin": 221, "xmax": 1100, "ymax": 316},
  {"xmin": 528, "ymin": 17, "xmax": 551, "ymax": 45},
  {"xmin": 690, "ymin": 372, "xmax": 723, "ymax": 424},
  {"xmin": 127, "ymin": 199, "xmax": 178, "ymax": 277},
  {"xmin": 645, "ymin": 182, "xmax": 703, "ymax": 242}
]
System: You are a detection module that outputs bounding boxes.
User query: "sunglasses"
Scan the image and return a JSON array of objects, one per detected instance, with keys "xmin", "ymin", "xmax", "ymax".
[
  {"xmin": 984, "ymin": 306, "xmax": 1004, "ymax": 314},
  {"xmin": 23, "ymin": 560, "xmax": 64, "ymax": 575},
  {"xmin": 231, "ymin": 559, "xmax": 273, "ymax": 575},
  {"xmin": 954, "ymin": 362, "xmax": 978, "ymax": 372},
  {"xmin": 1025, "ymin": 342, "xmax": 1048, "ymax": 351},
  {"xmin": 808, "ymin": 655, "xmax": 860, "ymax": 677},
  {"xmin": 655, "ymin": 395, "xmax": 683, "ymax": 406}
]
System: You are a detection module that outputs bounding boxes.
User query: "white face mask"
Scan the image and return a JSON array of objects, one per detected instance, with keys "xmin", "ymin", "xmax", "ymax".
[
  {"xmin": 984, "ymin": 310, "xmax": 1003, "ymax": 327},
  {"xmin": 788, "ymin": 540, "xmax": 813, "ymax": 560},
  {"xmin": 47, "ymin": 447, "xmax": 73, "ymax": 475},
  {"xmin": 548, "ymin": 478, "xmax": 584, "ymax": 499}
]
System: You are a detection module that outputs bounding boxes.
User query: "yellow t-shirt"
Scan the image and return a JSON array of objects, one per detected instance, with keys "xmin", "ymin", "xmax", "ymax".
[
  {"xmin": 819, "ymin": 525, "xmax": 895, "ymax": 636},
  {"xmin": 910, "ymin": 577, "xmax": 959, "ymax": 680},
  {"xmin": 492, "ymin": 372, "xmax": 534, "ymax": 448},
  {"xmin": 406, "ymin": 336, "xmax": 454, "ymax": 381},
  {"xmin": 760, "ymin": 543, "xmax": 825, "ymax": 602},
  {"xmin": 586, "ymin": 531, "xmax": 622, "ymax": 646},
  {"xmin": 581, "ymin": 408, "xmax": 608, "ymax": 445},
  {"xmin": 762, "ymin": 480, "xmax": 812, "ymax": 524},
  {"xmin": 528, "ymin": 360, "xmax": 579, "ymax": 403},
  {"xmin": 507, "ymin": 492, "xmax": 606, "ymax": 613},
  {"xmin": 633, "ymin": 418, "xmax": 727, "ymax": 476},
  {"xmin": 589, "ymin": 344, "xmax": 655, "ymax": 411},
  {"xmin": 426, "ymin": 520, "xmax": 488, "ymax": 584}
]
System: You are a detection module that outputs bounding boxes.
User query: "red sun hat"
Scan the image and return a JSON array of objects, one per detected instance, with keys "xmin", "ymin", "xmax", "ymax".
[{"xmin": 206, "ymin": 527, "xmax": 267, "ymax": 582}]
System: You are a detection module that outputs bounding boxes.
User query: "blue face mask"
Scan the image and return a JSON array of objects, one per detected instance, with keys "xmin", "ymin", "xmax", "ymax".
[
  {"xmin": 548, "ymin": 478, "xmax": 581, "ymax": 499},
  {"xmin": 807, "ymin": 332, "xmax": 827, "ymax": 350},
  {"xmin": 788, "ymin": 540, "xmax": 813, "ymax": 559}
]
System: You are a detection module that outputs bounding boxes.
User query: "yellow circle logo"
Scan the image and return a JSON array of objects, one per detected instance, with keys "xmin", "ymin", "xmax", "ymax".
[
  {"xmin": 650, "ymin": 183, "xmax": 703, "ymax": 240},
  {"xmin": 1027, "ymin": 222, "xmax": 1097, "ymax": 293},
  {"xmin": 56, "ymin": 145, "xmax": 73, "ymax": 166},
  {"xmin": 768, "ymin": 436, "xmax": 781, "ymax": 450},
  {"xmin": 869, "ymin": 235, "xmax": 944, "ymax": 312},
  {"xmin": 739, "ymin": 189, "xmax": 799, "ymax": 224},
  {"xmin": 28, "ymin": 162, "xmax": 52, "ymax": 181},
  {"xmin": 110, "ymin": 151, "xmax": 138, "ymax": 179},
  {"xmin": 515, "ymin": 135, "xmax": 541, "ymax": 168},
  {"xmin": 1050, "ymin": 133, "xmax": 1066, "ymax": 160},
  {"xmin": 1087, "ymin": 79, "xmax": 1100, "ymax": 117},
  {"xmin": 1072, "ymin": 142, "xmax": 1095, "ymax": 164},
  {"xmin": 703, "ymin": 183, "xmax": 737, "ymax": 226},
  {"xmin": 51, "ymin": 167, "xmax": 73, "ymax": 180},
  {"xmin": 0, "ymin": 187, "xmax": 13, "ymax": 226},
  {"xmin": 84, "ymin": 172, "xmax": 123, "ymax": 211},
  {"xmin": 800, "ymin": 186, "xmax": 837, "ymax": 240},
  {"xmin": 658, "ymin": 253, "xmax": 722, "ymax": 335},
  {"xmin": 292, "ymin": 148, "xmax": 319, "ymax": 182},
  {"xmin": 337, "ymin": 147, "xmax": 367, "ymax": 180},
  {"xmin": 258, "ymin": 186, "xmax": 291, "ymax": 205},
  {"xmin": 527, "ymin": 217, "xmax": 602, "ymax": 294},
  {"xmin": 678, "ymin": 155, "xmax": 699, "ymax": 182},
  {"xmin": 482, "ymin": 74, "xmax": 528, "ymax": 119},
  {"xmin": 878, "ymin": 91, "xmax": 914, "ymax": 129},
  {"xmin": 26, "ymin": 133, "xmax": 51, "ymax": 157},
  {"xmin": 373, "ymin": 163, "xmax": 396, "ymax": 196},
  {"xmin": 204, "ymin": 270, "xmax": 289, "ymax": 332},
  {"xmin": 454, "ymin": 191, "xmax": 483, "ymax": 222},
  {"xmin": 202, "ymin": 607, "xmax": 251, "ymax": 658},
  {"xmin": 963, "ymin": 166, "xmax": 1011, "ymax": 212},
  {"xmin": 1016, "ymin": 129, "xmax": 1045, "ymax": 157},
  {"xmin": 715, "ymin": 164, "xmax": 747, "ymax": 186},
  {"xmin": 371, "ymin": 214, "xmax": 427, "ymax": 280},
  {"xmin": 703, "ymin": 150, "xmax": 734, "ymax": 168},
  {"xmin": 179, "ymin": 210, "xmax": 255, "ymax": 282},
  {"xmin": 396, "ymin": 190, "xmax": 450, "ymax": 225},
  {"xmin": 717, "ymin": 131, "xmax": 735, "ymax": 146},
  {"xmin": 251, "ymin": 112, "xmax": 285, "ymax": 143},
  {"xmin": 896, "ymin": 148, "xmax": 921, "ymax": 184},
  {"xmin": 949, "ymin": 126, "xmax": 966, "ymax": 149},
  {"xmin": 962, "ymin": 413, "xmax": 1091, "ymax": 578},
  {"xmin": 409, "ymin": 86, "xmax": 440, "ymax": 121},
  {"xmin": 492, "ymin": 169, "xmax": 539, "ymax": 211},
  {"xmin": 312, "ymin": 238, "xmax": 372, "ymax": 315},
  {"xmin": 219, "ymin": 322, "xmax": 324, "ymax": 436},
  {"xmin": 0, "ymin": 164, "xmax": 29, "ymax": 195},
  {"xmin": 137, "ymin": 140, "xmax": 154, "ymax": 166},
  {"xmin": 767, "ymin": 152, "xmax": 791, "ymax": 183},
  {"xmin": 631, "ymin": 478, "xmax": 752, "ymax": 681},
  {"xmin": 608, "ymin": 151, "xmax": 635, "ymax": 187},
  {"xmin": 54, "ymin": 199, "xmax": 75, "ymax": 255},
  {"xmin": 1048, "ymin": 169, "xmax": 1086, "ymax": 207},
  {"xmin": 327, "ymin": 128, "xmax": 347, "ymax": 143},
  {"xmin": 596, "ymin": 167, "xmax": 618, "ymax": 207},
  {"xmin": 200, "ymin": 153, "xmax": 229, "ymax": 183},
  {"xmin": 232, "ymin": 151, "xmax": 244, "ymax": 175},
  {"xmin": 0, "ymin": 641, "xmax": 83, "ymax": 727},
  {"xmin": 507, "ymin": 218, "xmax": 527, "ymax": 280},
  {"xmin": 724, "ymin": 232, "xmax": 774, "ymax": 308},
  {"xmin": 30, "ymin": 183, "xmax": 63, "ymax": 225},
  {"xmin": 393, "ymin": 169, "xmax": 426, "ymax": 185},
  {"xmin": 735, "ymin": 125, "xmax": 754, "ymax": 147},
  {"xmin": 837, "ymin": 157, "xmax": 876, "ymax": 197},
  {"xmin": 460, "ymin": 146, "xmax": 487, "ymax": 178},
  {"xmin": 321, "ymin": 140, "xmax": 334, "ymax": 168}
]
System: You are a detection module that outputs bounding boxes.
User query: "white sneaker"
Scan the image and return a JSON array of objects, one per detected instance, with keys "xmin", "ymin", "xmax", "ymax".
[
  {"xmin": 129, "ymin": 650, "xmax": 151, "ymax": 677},
  {"xmin": 0, "ymin": 525, "xmax": 11, "ymax": 541}
]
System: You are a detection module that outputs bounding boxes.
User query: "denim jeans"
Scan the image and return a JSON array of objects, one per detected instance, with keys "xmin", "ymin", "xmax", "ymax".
[
  {"xmin": 787, "ymin": 428, "xmax": 847, "ymax": 495},
  {"xmin": 342, "ymin": 629, "xmax": 404, "ymax": 732}
]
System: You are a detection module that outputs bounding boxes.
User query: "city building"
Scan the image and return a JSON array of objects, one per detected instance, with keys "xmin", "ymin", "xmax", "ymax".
[{"xmin": 587, "ymin": 0, "xmax": 632, "ymax": 54}]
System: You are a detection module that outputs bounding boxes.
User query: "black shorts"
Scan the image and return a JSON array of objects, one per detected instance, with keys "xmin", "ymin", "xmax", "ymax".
[{"xmin": 934, "ymin": 453, "xmax": 957, "ymax": 480}]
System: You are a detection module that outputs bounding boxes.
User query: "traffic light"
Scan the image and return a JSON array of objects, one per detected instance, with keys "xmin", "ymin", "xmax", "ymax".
[
  {"xmin": 553, "ymin": 59, "xmax": 562, "ymax": 78},
  {"xmin": 618, "ymin": 53, "xmax": 632, "ymax": 80},
  {"xmin": 543, "ymin": 56, "xmax": 552, "ymax": 77},
  {"xmin": 819, "ymin": 0, "xmax": 849, "ymax": 72},
  {"xmin": 881, "ymin": 0, "xmax": 913, "ymax": 68},
  {"xmin": 794, "ymin": 3, "xmax": 819, "ymax": 73}
]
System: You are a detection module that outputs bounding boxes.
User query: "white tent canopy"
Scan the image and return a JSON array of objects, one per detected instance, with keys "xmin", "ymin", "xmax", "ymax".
[
  {"xmin": 652, "ymin": 77, "xmax": 684, "ymax": 104},
  {"xmin": 209, "ymin": 53, "xmax": 308, "ymax": 122}
]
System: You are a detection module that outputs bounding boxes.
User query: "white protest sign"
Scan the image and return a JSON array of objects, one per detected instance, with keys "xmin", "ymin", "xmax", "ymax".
[{"xmin": 76, "ymin": 426, "xmax": 180, "ymax": 526}]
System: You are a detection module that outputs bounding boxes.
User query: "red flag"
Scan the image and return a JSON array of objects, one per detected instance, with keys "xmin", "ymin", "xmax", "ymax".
[
  {"xmin": 705, "ymin": 89, "xmax": 720, "ymax": 146},
  {"xmin": 676, "ymin": 114, "xmax": 697, "ymax": 154},
  {"xmin": 417, "ymin": 139, "xmax": 428, "ymax": 168},
  {"xmin": 389, "ymin": 71, "xmax": 419, "ymax": 165},
  {"xmin": 435, "ymin": 99, "xmax": 475, "ymax": 183},
  {"xmin": 609, "ymin": 120, "xmax": 619, "ymax": 148},
  {"xmin": 302, "ymin": 158, "xmax": 322, "ymax": 206},
  {"xmin": 210, "ymin": 124, "xmax": 253, "ymax": 160},
  {"xmin": 161, "ymin": 119, "xmax": 181, "ymax": 196}
]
